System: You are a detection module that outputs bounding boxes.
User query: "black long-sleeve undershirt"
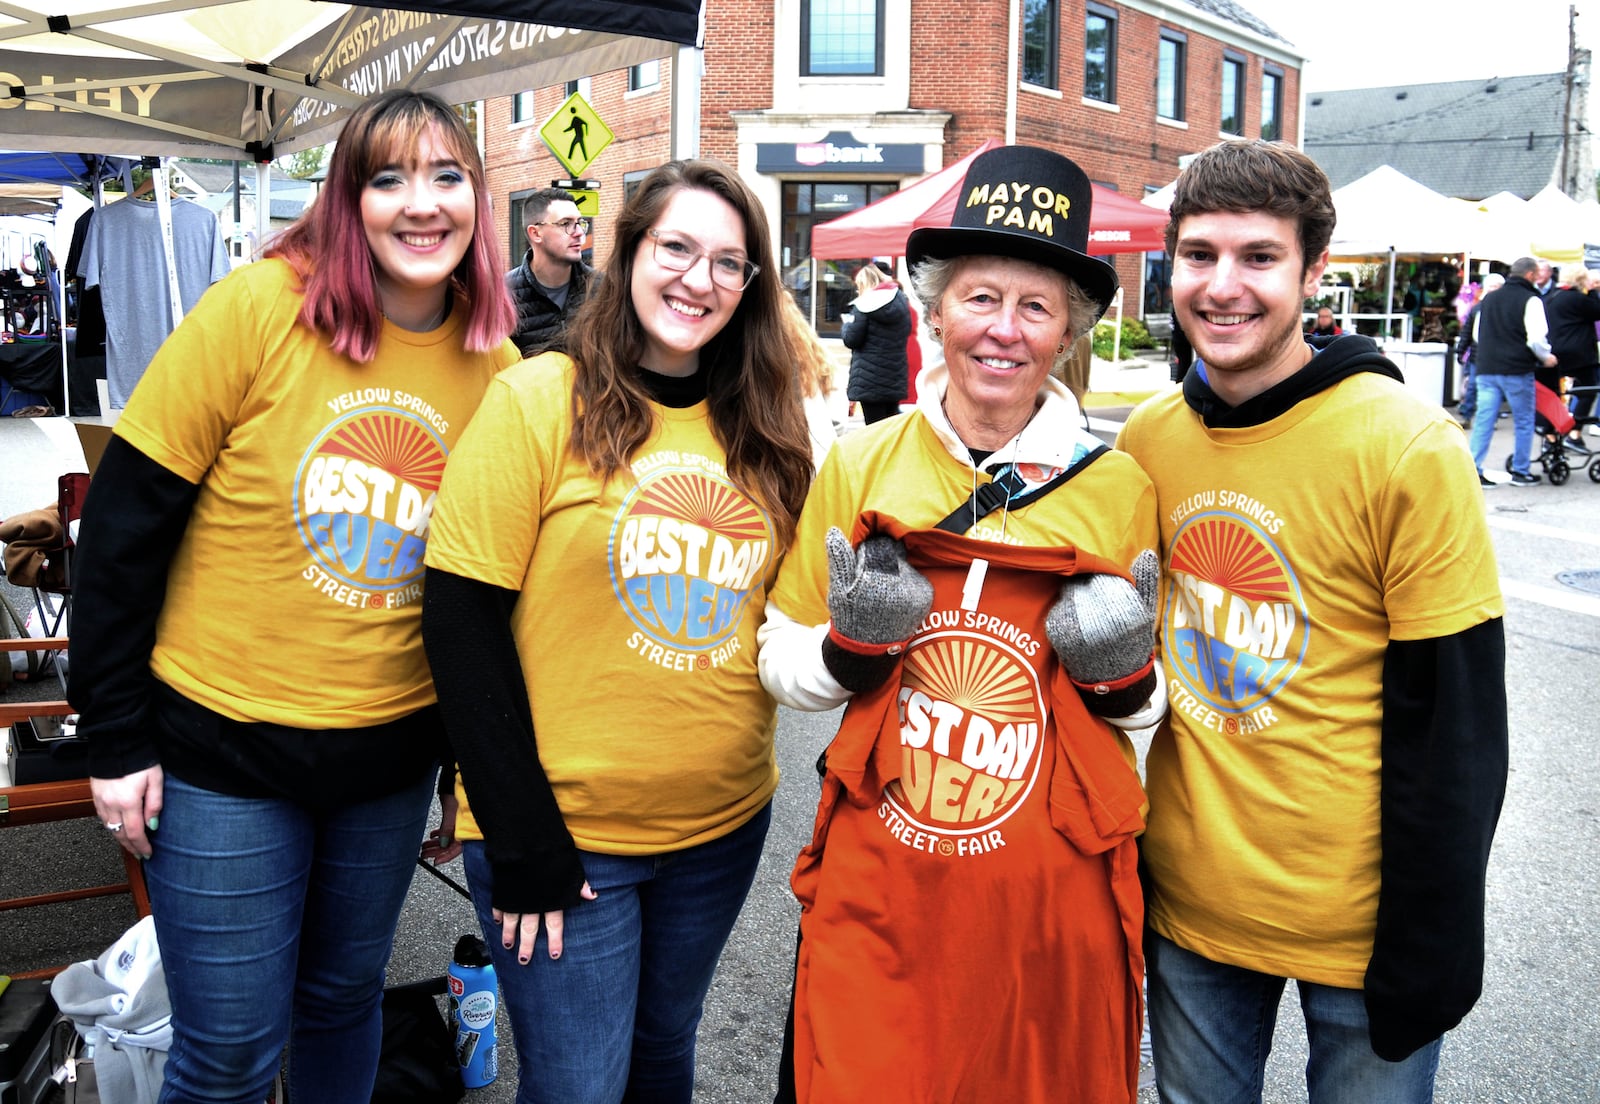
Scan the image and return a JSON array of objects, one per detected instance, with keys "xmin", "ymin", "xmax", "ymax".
[
  {"xmin": 1366, "ymin": 618, "xmax": 1509, "ymax": 1060},
  {"xmin": 68, "ymin": 436, "xmax": 200, "ymax": 778},
  {"xmin": 421, "ymin": 566, "xmax": 587, "ymax": 914}
]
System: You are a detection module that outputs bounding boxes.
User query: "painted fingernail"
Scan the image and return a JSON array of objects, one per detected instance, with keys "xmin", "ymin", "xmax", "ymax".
[{"xmin": 146, "ymin": 816, "xmax": 160, "ymax": 831}]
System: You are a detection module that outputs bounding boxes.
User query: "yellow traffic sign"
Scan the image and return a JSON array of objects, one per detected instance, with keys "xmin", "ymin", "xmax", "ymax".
[
  {"xmin": 568, "ymin": 190, "xmax": 600, "ymax": 218},
  {"xmin": 540, "ymin": 92, "xmax": 614, "ymax": 177}
]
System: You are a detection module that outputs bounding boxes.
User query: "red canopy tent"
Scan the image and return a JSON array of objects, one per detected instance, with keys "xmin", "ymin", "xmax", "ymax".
[{"xmin": 810, "ymin": 139, "xmax": 1170, "ymax": 260}]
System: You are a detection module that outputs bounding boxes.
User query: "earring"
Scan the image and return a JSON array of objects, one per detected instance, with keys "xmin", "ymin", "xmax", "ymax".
[
  {"xmin": 932, "ymin": 325, "xmax": 942, "ymax": 338},
  {"xmin": 1056, "ymin": 342, "xmax": 1065, "ymax": 355}
]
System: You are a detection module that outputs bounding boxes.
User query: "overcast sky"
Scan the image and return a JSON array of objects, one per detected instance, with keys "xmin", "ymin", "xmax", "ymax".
[{"xmin": 1240, "ymin": 0, "xmax": 1594, "ymax": 91}]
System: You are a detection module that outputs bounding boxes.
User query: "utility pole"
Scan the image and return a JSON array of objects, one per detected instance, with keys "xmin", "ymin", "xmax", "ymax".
[{"xmin": 1562, "ymin": 4, "xmax": 1576, "ymax": 194}]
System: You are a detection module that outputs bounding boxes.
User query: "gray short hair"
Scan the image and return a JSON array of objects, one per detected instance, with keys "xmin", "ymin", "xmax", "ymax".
[{"xmin": 908, "ymin": 255, "xmax": 1098, "ymax": 347}]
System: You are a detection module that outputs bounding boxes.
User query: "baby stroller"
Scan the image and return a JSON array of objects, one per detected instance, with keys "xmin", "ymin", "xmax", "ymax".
[{"xmin": 1515, "ymin": 382, "xmax": 1600, "ymax": 485}]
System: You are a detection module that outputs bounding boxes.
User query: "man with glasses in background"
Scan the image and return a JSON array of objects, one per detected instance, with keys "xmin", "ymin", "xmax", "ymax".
[{"xmin": 506, "ymin": 187, "xmax": 596, "ymax": 357}]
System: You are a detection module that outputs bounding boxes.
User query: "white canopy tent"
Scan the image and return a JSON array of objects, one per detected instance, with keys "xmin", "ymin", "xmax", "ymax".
[
  {"xmin": 1326, "ymin": 166, "xmax": 1484, "ymax": 340},
  {"xmin": 1328, "ymin": 166, "xmax": 1482, "ymax": 259}
]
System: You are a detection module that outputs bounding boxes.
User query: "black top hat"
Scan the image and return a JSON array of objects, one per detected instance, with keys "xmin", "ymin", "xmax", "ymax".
[{"xmin": 906, "ymin": 145, "xmax": 1120, "ymax": 320}]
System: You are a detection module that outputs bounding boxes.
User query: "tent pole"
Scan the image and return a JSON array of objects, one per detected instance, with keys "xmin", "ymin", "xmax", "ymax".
[
  {"xmin": 256, "ymin": 162, "xmax": 271, "ymax": 258},
  {"xmin": 1386, "ymin": 249, "xmax": 1397, "ymax": 341}
]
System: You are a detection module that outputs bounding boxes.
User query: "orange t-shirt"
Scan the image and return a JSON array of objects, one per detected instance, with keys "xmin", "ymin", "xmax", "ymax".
[{"xmin": 788, "ymin": 515, "xmax": 1145, "ymax": 1104}]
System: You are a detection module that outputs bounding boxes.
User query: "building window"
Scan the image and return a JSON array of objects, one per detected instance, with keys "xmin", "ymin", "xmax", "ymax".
[
  {"xmin": 801, "ymin": 0, "xmax": 884, "ymax": 77},
  {"xmin": 565, "ymin": 79, "xmax": 581, "ymax": 97},
  {"xmin": 1221, "ymin": 53, "xmax": 1245, "ymax": 134},
  {"xmin": 623, "ymin": 170, "xmax": 652, "ymax": 206},
  {"xmin": 511, "ymin": 91, "xmax": 535, "ymax": 124},
  {"xmin": 1084, "ymin": 3, "xmax": 1116, "ymax": 103},
  {"xmin": 1262, "ymin": 67, "xmax": 1284, "ymax": 140},
  {"xmin": 629, "ymin": 59, "xmax": 661, "ymax": 91},
  {"xmin": 781, "ymin": 180, "xmax": 899, "ymax": 334},
  {"xmin": 1022, "ymin": 0, "xmax": 1058, "ymax": 89},
  {"xmin": 1158, "ymin": 31, "xmax": 1186, "ymax": 121}
]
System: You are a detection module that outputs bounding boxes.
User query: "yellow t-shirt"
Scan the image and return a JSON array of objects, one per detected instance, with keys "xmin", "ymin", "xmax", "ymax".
[
  {"xmin": 426, "ymin": 355, "xmax": 781, "ymax": 854},
  {"xmin": 115, "ymin": 258, "xmax": 518, "ymax": 727},
  {"xmin": 1118, "ymin": 372, "xmax": 1504, "ymax": 986}
]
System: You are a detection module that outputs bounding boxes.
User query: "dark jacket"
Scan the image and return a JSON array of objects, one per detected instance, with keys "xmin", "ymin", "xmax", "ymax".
[
  {"xmin": 841, "ymin": 285, "xmax": 912, "ymax": 403},
  {"xmin": 1473, "ymin": 275, "xmax": 1542, "ymax": 377},
  {"xmin": 1455, "ymin": 301, "xmax": 1484, "ymax": 365},
  {"xmin": 1543, "ymin": 285, "xmax": 1600, "ymax": 370},
  {"xmin": 505, "ymin": 252, "xmax": 594, "ymax": 358}
]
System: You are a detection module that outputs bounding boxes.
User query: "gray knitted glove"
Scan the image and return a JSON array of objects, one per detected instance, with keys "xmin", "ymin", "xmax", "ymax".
[
  {"xmin": 1045, "ymin": 550, "xmax": 1160, "ymax": 716},
  {"xmin": 821, "ymin": 528, "xmax": 933, "ymax": 693}
]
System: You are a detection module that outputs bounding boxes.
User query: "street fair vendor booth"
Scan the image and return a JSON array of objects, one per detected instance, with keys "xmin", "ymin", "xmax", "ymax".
[{"xmin": 0, "ymin": 0, "xmax": 704, "ymax": 413}]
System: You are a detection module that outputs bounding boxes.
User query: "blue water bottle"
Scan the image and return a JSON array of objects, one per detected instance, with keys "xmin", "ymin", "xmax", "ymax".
[{"xmin": 447, "ymin": 934, "xmax": 498, "ymax": 1088}]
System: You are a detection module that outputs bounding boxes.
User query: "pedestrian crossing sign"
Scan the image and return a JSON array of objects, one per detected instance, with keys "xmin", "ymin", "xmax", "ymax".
[{"xmin": 540, "ymin": 92, "xmax": 614, "ymax": 177}]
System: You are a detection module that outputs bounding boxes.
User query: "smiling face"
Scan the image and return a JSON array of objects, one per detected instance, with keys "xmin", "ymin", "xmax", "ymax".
[
  {"xmin": 929, "ymin": 255, "xmax": 1074, "ymax": 449},
  {"xmin": 360, "ymin": 128, "xmax": 476, "ymax": 327},
  {"xmin": 630, "ymin": 187, "xmax": 747, "ymax": 376},
  {"xmin": 1171, "ymin": 209, "xmax": 1328, "ymax": 406}
]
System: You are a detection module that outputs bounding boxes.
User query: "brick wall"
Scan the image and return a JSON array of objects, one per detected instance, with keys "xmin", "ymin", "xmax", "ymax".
[{"xmin": 480, "ymin": 0, "xmax": 1304, "ymax": 302}]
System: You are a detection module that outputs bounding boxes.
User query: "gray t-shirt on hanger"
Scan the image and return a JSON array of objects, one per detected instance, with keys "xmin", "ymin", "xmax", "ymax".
[{"xmin": 78, "ymin": 196, "xmax": 232, "ymax": 409}]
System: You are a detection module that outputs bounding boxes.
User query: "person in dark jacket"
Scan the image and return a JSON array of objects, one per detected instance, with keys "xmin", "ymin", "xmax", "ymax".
[
  {"xmin": 1453, "ymin": 273, "xmax": 1503, "ymax": 427},
  {"xmin": 506, "ymin": 187, "xmax": 595, "ymax": 358},
  {"xmin": 1541, "ymin": 268, "xmax": 1600, "ymax": 453},
  {"xmin": 841, "ymin": 263, "xmax": 912, "ymax": 424},
  {"xmin": 1469, "ymin": 257, "xmax": 1558, "ymax": 485}
]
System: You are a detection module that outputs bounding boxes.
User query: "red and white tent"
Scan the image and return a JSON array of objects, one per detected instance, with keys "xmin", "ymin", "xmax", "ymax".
[{"xmin": 811, "ymin": 139, "xmax": 1170, "ymax": 260}]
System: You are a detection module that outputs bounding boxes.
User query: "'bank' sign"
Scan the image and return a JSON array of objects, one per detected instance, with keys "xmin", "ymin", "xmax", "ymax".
[{"xmin": 756, "ymin": 131, "xmax": 924, "ymax": 174}]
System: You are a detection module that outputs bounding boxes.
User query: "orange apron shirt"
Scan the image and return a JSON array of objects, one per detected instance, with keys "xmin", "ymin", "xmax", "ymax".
[{"xmin": 790, "ymin": 513, "xmax": 1147, "ymax": 1104}]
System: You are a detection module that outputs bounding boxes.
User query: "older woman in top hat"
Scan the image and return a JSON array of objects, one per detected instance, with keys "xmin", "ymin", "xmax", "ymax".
[{"xmin": 758, "ymin": 146, "xmax": 1164, "ymax": 1102}]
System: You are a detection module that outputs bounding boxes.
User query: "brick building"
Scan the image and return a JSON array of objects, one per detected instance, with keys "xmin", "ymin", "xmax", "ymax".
[{"xmin": 483, "ymin": 0, "xmax": 1304, "ymax": 330}]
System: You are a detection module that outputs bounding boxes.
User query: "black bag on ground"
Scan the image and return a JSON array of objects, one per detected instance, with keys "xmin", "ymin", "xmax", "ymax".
[{"xmin": 370, "ymin": 979, "xmax": 462, "ymax": 1104}]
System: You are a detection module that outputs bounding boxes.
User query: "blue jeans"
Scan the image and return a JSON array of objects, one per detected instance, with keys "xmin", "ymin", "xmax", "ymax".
[
  {"xmin": 1457, "ymin": 356, "xmax": 1477, "ymax": 419},
  {"xmin": 146, "ymin": 771, "xmax": 435, "ymax": 1104},
  {"xmin": 1146, "ymin": 931, "xmax": 1441, "ymax": 1104},
  {"xmin": 462, "ymin": 802, "xmax": 771, "ymax": 1104},
  {"xmin": 1468, "ymin": 372, "xmax": 1535, "ymax": 475}
]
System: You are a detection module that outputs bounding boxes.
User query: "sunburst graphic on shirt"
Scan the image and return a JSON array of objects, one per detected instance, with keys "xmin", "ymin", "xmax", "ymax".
[
  {"xmin": 319, "ymin": 413, "xmax": 447, "ymax": 493},
  {"xmin": 628, "ymin": 472, "xmax": 769, "ymax": 539},
  {"xmin": 886, "ymin": 630, "xmax": 1046, "ymax": 836},
  {"xmin": 295, "ymin": 408, "xmax": 446, "ymax": 593},
  {"xmin": 1165, "ymin": 510, "xmax": 1307, "ymax": 716},
  {"xmin": 608, "ymin": 458, "xmax": 774, "ymax": 652}
]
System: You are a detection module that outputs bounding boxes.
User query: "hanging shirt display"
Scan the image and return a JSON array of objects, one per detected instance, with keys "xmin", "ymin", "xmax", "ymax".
[{"xmin": 77, "ymin": 195, "xmax": 230, "ymax": 409}]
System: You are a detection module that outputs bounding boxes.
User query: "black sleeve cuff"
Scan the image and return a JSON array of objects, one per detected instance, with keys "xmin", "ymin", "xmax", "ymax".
[
  {"xmin": 821, "ymin": 634, "xmax": 903, "ymax": 694},
  {"xmin": 1070, "ymin": 658, "xmax": 1157, "ymax": 718},
  {"xmin": 488, "ymin": 847, "xmax": 590, "ymax": 915}
]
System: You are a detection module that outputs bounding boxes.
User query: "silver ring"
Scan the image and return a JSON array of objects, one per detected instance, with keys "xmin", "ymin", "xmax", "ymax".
[{"xmin": 104, "ymin": 821, "xmax": 123, "ymax": 832}]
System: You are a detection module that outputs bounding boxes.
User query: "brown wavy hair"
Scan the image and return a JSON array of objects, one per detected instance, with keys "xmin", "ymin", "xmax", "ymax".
[
  {"xmin": 266, "ymin": 89, "xmax": 515, "ymax": 362},
  {"xmin": 565, "ymin": 160, "xmax": 814, "ymax": 547},
  {"xmin": 1164, "ymin": 139, "xmax": 1336, "ymax": 277}
]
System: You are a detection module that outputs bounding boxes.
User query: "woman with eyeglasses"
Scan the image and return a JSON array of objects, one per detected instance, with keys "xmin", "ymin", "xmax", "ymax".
[
  {"xmin": 421, "ymin": 159, "xmax": 815, "ymax": 1104},
  {"xmin": 507, "ymin": 186, "xmax": 596, "ymax": 358}
]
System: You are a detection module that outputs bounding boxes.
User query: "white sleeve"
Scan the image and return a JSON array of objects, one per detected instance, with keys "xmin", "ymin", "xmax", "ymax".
[
  {"xmin": 1524, "ymin": 297, "xmax": 1552, "ymax": 359},
  {"xmin": 757, "ymin": 601, "xmax": 852, "ymax": 711}
]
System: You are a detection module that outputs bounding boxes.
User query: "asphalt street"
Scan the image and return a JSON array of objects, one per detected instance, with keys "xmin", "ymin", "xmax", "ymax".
[{"xmin": 2, "ymin": 393, "xmax": 1597, "ymax": 1102}]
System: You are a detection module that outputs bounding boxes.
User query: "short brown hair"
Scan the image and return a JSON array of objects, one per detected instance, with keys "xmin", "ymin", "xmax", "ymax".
[{"xmin": 1165, "ymin": 140, "xmax": 1336, "ymax": 275}]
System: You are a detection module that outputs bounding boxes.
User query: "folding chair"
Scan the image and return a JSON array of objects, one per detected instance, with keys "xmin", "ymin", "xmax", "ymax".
[{"xmin": 0, "ymin": 472, "xmax": 89, "ymax": 694}]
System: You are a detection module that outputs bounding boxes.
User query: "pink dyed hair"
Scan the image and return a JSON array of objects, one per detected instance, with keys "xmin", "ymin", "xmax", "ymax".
[{"xmin": 266, "ymin": 90, "xmax": 514, "ymax": 362}]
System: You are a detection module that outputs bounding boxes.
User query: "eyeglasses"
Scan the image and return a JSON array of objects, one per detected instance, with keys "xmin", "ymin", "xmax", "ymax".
[
  {"xmin": 647, "ymin": 229, "xmax": 759, "ymax": 292},
  {"xmin": 534, "ymin": 218, "xmax": 590, "ymax": 236}
]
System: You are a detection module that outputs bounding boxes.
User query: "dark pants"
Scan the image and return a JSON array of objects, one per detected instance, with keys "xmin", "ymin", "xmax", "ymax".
[{"xmin": 859, "ymin": 400, "xmax": 900, "ymax": 424}]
